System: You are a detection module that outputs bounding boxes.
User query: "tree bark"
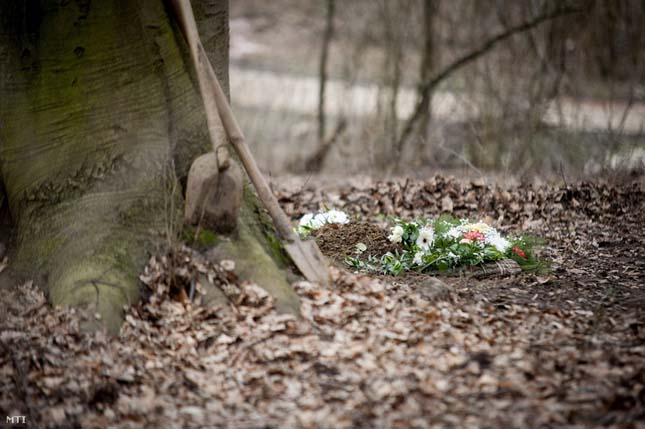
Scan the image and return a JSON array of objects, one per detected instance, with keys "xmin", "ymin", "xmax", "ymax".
[
  {"xmin": 0, "ymin": 0, "xmax": 298, "ymax": 333},
  {"xmin": 381, "ymin": 0, "xmax": 403, "ymax": 158},
  {"xmin": 416, "ymin": 0, "xmax": 438, "ymax": 152},
  {"xmin": 317, "ymin": 0, "xmax": 335, "ymax": 143}
]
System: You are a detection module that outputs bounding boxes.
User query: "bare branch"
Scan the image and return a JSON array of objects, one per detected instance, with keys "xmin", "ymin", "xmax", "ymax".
[{"xmin": 393, "ymin": 5, "xmax": 583, "ymax": 164}]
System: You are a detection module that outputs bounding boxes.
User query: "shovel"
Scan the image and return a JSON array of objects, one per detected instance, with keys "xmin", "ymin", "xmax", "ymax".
[{"xmin": 171, "ymin": 0, "xmax": 330, "ymax": 285}]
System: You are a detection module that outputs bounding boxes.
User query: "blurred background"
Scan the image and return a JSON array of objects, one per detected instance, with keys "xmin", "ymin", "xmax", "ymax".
[{"xmin": 229, "ymin": 0, "xmax": 645, "ymax": 182}]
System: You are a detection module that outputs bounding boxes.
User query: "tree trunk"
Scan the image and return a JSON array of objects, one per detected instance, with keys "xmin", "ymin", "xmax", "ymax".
[
  {"xmin": 0, "ymin": 0, "xmax": 298, "ymax": 334},
  {"xmin": 317, "ymin": 0, "xmax": 335, "ymax": 143},
  {"xmin": 381, "ymin": 0, "xmax": 403, "ymax": 160},
  {"xmin": 415, "ymin": 0, "xmax": 438, "ymax": 157}
]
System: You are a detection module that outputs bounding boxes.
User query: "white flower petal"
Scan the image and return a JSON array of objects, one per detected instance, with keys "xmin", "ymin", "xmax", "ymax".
[
  {"xmin": 486, "ymin": 233, "xmax": 511, "ymax": 253},
  {"xmin": 446, "ymin": 226, "xmax": 462, "ymax": 239},
  {"xmin": 298, "ymin": 213, "xmax": 314, "ymax": 227},
  {"xmin": 416, "ymin": 226, "xmax": 435, "ymax": 251},
  {"xmin": 388, "ymin": 225, "xmax": 404, "ymax": 244},
  {"xmin": 325, "ymin": 210, "xmax": 349, "ymax": 224}
]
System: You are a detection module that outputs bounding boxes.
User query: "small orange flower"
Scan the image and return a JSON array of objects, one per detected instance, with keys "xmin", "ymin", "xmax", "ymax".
[{"xmin": 512, "ymin": 247, "xmax": 526, "ymax": 259}]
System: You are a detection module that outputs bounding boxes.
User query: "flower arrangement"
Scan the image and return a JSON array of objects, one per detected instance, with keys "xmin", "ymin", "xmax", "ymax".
[
  {"xmin": 346, "ymin": 215, "xmax": 545, "ymax": 276},
  {"xmin": 295, "ymin": 209, "xmax": 350, "ymax": 236}
]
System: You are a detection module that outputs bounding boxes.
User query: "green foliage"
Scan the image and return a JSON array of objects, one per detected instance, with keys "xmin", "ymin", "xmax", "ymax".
[{"xmin": 508, "ymin": 234, "xmax": 551, "ymax": 274}]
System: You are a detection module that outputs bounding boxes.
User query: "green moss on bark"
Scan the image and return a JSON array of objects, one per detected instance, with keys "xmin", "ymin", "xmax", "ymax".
[
  {"xmin": 208, "ymin": 186, "xmax": 299, "ymax": 315},
  {"xmin": 0, "ymin": 1, "xmax": 184, "ymax": 333},
  {"xmin": 0, "ymin": 0, "xmax": 298, "ymax": 333},
  {"xmin": 240, "ymin": 186, "xmax": 292, "ymax": 267},
  {"xmin": 182, "ymin": 226, "xmax": 221, "ymax": 250}
]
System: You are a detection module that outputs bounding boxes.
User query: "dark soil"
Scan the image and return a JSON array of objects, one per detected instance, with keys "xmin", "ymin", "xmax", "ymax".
[{"xmin": 312, "ymin": 222, "xmax": 392, "ymax": 263}]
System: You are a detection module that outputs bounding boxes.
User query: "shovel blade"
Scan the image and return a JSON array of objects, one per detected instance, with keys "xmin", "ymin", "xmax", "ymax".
[{"xmin": 284, "ymin": 239, "xmax": 331, "ymax": 285}]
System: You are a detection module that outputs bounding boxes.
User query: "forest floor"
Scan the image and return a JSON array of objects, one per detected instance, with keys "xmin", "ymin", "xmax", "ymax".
[{"xmin": 1, "ymin": 175, "xmax": 644, "ymax": 429}]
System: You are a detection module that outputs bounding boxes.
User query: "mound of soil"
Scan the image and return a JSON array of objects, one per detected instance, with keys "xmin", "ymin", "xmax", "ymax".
[{"xmin": 312, "ymin": 222, "xmax": 392, "ymax": 263}]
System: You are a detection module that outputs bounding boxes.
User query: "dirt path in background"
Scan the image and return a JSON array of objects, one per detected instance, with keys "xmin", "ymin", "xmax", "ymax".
[{"xmin": 231, "ymin": 66, "xmax": 645, "ymax": 135}]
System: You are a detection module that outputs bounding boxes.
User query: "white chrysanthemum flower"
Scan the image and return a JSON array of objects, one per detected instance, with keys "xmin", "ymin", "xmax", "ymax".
[
  {"xmin": 485, "ymin": 232, "xmax": 511, "ymax": 253},
  {"xmin": 388, "ymin": 225, "xmax": 404, "ymax": 244},
  {"xmin": 416, "ymin": 226, "xmax": 435, "ymax": 251},
  {"xmin": 413, "ymin": 251, "xmax": 425, "ymax": 265}
]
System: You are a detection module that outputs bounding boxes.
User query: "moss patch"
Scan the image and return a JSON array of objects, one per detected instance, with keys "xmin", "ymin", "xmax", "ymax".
[
  {"xmin": 182, "ymin": 225, "xmax": 220, "ymax": 250},
  {"xmin": 240, "ymin": 185, "xmax": 292, "ymax": 267},
  {"xmin": 210, "ymin": 221, "xmax": 300, "ymax": 316},
  {"xmin": 203, "ymin": 184, "xmax": 300, "ymax": 316}
]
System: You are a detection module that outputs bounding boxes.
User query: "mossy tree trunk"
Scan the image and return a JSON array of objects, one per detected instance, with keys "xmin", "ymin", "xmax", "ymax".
[{"xmin": 0, "ymin": 0, "xmax": 298, "ymax": 333}]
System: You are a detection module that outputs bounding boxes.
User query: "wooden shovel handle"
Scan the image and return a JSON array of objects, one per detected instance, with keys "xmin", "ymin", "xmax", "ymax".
[{"xmin": 171, "ymin": 0, "xmax": 297, "ymax": 242}]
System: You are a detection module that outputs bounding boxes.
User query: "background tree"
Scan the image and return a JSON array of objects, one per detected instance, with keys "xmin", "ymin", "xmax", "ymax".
[
  {"xmin": 317, "ymin": 0, "xmax": 335, "ymax": 143},
  {"xmin": 304, "ymin": 0, "xmax": 346, "ymax": 173},
  {"xmin": 417, "ymin": 0, "xmax": 438, "ymax": 142}
]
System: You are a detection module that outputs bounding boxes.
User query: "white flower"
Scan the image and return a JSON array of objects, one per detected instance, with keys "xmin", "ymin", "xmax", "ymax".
[
  {"xmin": 446, "ymin": 226, "xmax": 463, "ymax": 239},
  {"xmin": 296, "ymin": 213, "xmax": 316, "ymax": 235},
  {"xmin": 388, "ymin": 225, "xmax": 404, "ymax": 244},
  {"xmin": 296, "ymin": 209, "xmax": 350, "ymax": 236},
  {"xmin": 323, "ymin": 209, "xmax": 349, "ymax": 225},
  {"xmin": 310, "ymin": 213, "xmax": 328, "ymax": 229},
  {"xmin": 416, "ymin": 226, "xmax": 435, "ymax": 251},
  {"xmin": 298, "ymin": 213, "xmax": 314, "ymax": 228},
  {"xmin": 413, "ymin": 251, "xmax": 425, "ymax": 265},
  {"xmin": 300, "ymin": 209, "xmax": 349, "ymax": 230},
  {"xmin": 485, "ymin": 232, "xmax": 511, "ymax": 253}
]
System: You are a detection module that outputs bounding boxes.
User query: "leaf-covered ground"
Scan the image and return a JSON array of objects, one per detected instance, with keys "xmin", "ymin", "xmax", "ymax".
[{"xmin": 1, "ymin": 176, "xmax": 644, "ymax": 429}]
